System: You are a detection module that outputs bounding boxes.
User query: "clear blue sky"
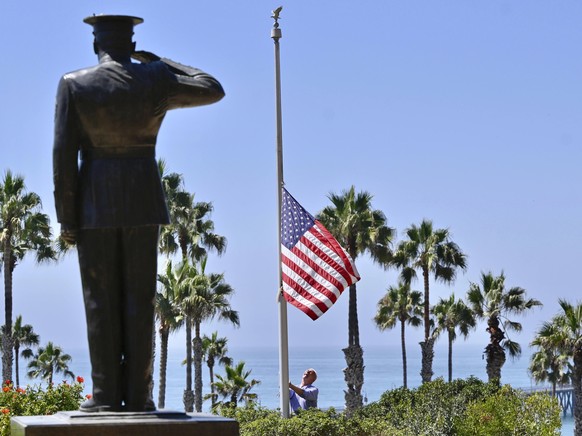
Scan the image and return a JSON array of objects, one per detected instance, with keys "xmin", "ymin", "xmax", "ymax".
[{"xmin": 1, "ymin": 1, "xmax": 581, "ymax": 365}]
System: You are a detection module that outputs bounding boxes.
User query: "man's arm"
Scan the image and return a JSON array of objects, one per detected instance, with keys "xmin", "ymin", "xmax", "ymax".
[
  {"xmin": 289, "ymin": 383, "xmax": 318, "ymax": 400},
  {"xmin": 289, "ymin": 382, "xmax": 304, "ymax": 397}
]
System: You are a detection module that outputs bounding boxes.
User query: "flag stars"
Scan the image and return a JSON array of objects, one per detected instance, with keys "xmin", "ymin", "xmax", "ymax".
[{"xmin": 281, "ymin": 188, "xmax": 315, "ymax": 248}]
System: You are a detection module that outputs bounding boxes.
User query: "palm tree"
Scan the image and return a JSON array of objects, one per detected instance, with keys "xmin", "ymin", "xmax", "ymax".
[
  {"xmin": 158, "ymin": 160, "xmax": 226, "ymax": 263},
  {"xmin": 11, "ymin": 315, "xmax": 40, "ymax": 387},
  {"xmin": 155, "ymin": 261, "xmax": 185, "ymax": 409},
  {"xmin": 26, "ymin": 342, "xmax": 74, "ymax": 385},
  {"xmin": 317, "ymin": 186, "xmax": 394, "ymax": 412},
  {"xmin": 210, "ymin": 361, "xmax": 260, "ymax": 409},
  {"xmin": 529, "ymin": 321, "xmax": 571, "ymax": 396},
  {"xmin": 157, "ymin": 160, "xmax": 191, "ymax": 256},
  {"xmin": 158, "ymin": 260, "xmax": 196, "ymax": 412},
  {"xmin": 392, "ymin": 219, "xmax": 467, "ymax": 383},
  {"xmin": 202, "ymin": 332, "xmax": 233, "ymax": 407},
  {"xmin": 373, "ymin": 282, "xmax": 422, "ymax": 388},
  {"xmin": 467, "ymin": 271, "xmax": 541, "ymax": 383},
  {"xmin": 175, "ymin": 258, "xmax": 239, "ymax": 412},
  {"xmin": 0, "ymin": 170, "xmax": 57, "ymax": 383},
  {"xmin": 541, "ymin": 300, "xmax": 582, "ymax": 434},
  {"xmin": 432, "ymin": 294, "xmax": 476, "ymax": 382}
]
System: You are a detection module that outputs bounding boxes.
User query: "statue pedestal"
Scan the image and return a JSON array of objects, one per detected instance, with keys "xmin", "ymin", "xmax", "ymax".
[{"xmin": 11, "ymin": 410, "xmax": 239, "ymax": 436}]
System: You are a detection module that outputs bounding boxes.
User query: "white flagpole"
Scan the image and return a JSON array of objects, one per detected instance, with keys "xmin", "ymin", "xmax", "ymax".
[{"xmin": 272, "ymin": 6, "xmax": 290, "ymax": 418}]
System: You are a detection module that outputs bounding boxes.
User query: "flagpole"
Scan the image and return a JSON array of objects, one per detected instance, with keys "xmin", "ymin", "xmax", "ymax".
[{"xmin": 271, "ymin": 6, "xmax": 290, "ymax": 418}]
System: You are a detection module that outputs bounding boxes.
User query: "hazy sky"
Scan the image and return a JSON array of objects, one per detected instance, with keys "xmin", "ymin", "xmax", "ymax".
[{"xmin": 1, "ymin": 1, "xmax": 581, "ymax": 369}]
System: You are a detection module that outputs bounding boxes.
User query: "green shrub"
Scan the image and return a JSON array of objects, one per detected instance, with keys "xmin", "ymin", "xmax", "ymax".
[
  {"xmin": 0, "ymin": 378, "xmax": 86, "ymax": 436},
  {"xmin": 456, "ymin": 385, "xmax": 561, "ymax": 436},
  {"xmin": 227, "ymin": 378, "xmax": 561, "ymax": 436},
  {"xmin": 354, "ymin": 376, "xmax": 500, "ymax": 435},
  {"xmin": 227, "ymin": 404, "xmax": 404, "ymax": 436}
]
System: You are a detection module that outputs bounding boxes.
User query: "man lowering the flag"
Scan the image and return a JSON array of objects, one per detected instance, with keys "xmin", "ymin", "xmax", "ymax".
[{"xmin": 289, "ymin": 368, "xmax": 318, "ymax": 413}]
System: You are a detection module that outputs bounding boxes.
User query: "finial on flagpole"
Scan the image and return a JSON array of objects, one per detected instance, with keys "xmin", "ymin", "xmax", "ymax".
[{"xmin": 271, "ymin": 6, "xmax": 282, "ymax": 39}]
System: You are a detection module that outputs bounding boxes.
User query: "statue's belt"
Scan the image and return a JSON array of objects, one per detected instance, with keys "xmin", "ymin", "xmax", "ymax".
[{"xmin": 81, "ymin": 146, "xmax": 155, "ymax": 160}]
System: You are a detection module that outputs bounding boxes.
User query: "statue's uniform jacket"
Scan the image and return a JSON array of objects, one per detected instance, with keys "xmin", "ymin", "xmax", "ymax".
[
  {"xmin": 53, "ymin": 58, "xmax": 224, "ymax": 228},
  {"xmin": 52, "ymin": 56, "xmax": 224, "ymax": 410}
]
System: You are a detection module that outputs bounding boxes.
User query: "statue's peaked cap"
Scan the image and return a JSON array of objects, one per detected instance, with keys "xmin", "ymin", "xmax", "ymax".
[{"xmin": 83, "ymin": 15, "xmax": 143, "ymax": 34}]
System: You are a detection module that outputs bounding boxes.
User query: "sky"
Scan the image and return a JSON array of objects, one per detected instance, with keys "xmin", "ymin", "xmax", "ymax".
[{"xmin": 1, "ymin": 0, "xmax": 581, "ymax": 369}]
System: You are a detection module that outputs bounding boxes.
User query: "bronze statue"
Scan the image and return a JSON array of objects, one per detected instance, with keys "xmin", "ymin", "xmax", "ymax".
[{"xmin": 53, "ymin": 15, "xmax": 224, "ymax": 412}]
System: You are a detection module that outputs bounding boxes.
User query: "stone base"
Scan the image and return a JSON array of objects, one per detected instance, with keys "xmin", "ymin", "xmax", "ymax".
[{"xmin": 11, "ymin": 410, "xmax": 239, "ymax": 436}]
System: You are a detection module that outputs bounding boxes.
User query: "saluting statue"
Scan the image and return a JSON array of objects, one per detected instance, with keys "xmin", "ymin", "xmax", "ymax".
[{"xmin": 53, "ymin": 15, "xmax": 224, "ymax": 412}]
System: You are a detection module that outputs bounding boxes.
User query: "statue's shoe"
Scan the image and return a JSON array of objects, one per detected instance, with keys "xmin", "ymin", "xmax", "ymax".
[
  {"xmin": 123, "ymin": 398, "xmax": 156, "ymax": 412},
  {"xmin": 79, "ymin": 398, "xmax": 120, "ymax": 413}
]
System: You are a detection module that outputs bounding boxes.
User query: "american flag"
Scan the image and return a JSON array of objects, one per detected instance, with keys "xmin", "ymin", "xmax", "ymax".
[{"xmin": 281, "ymin": 188, "xmax": 360, "ymax": 320}]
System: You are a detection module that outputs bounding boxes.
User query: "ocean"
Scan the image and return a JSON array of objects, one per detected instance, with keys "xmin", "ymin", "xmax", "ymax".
[{"xmin": 37, "ymin": 343, "xmax": 574, "ymax": 434}]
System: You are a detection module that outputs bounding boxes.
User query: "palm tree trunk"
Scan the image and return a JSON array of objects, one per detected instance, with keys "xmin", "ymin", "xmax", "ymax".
[
  {"xmin": 572, "ymin": 346, "xmax": 582, "ymax": 436},
  {"xmin": 419, "ymin": 267, "xmax": 433, "ymax": 383},
  {"xmin": 422, "ymin": 267, "xmax": 430, "ymax": 341},
  {"xmin": 149, "ymin": 327, "xmax": 155, "ymax": 407},
  {"xmin": 419, "ymin": 338, "xmax": 434, "ymax": 383},
  {"xmin": 400, "ymin": 319, "xmax": 407, "ymax": 388},
  {"xmin": 448, "ymin": 330, "xmax": 453, "ymax": 382},
  {"xmin": 179, "ymin": 237, "xmax": 188, "ymax": 263},
  {"xmin": 485, "ymin": 316, "xmax": 506, "ymax": 383},
  {"xmin": 158, "ymin": 328, "xmax": 169, "ymax": 409},
  {"xmin": 342, "ymin": 344, "xmax": 364, "ymax": 415},
  {"xmin": 348, "ymin": 284, "xmax": 359, "ymax": 347},
  {"xmin": 14, "ymin": 345, "xmax": 20, "ymax": 387},
  {"xmin": 193, "ymin": 322, "xmax": 203, "ymax": 412},
  {"xmin": 183, "ymin": 314, "xmax": 194, "ymax": 412},
  {"xmin": 344, "ymin": 282, "xmax": 364, "ymax": 414},
  {"xmin": 208, "ymin": 357, "xmax": 215, "ymax": 406},
  {"xmin": 2, "ymin": 241, "xmax": 14, "ymax": 384}
]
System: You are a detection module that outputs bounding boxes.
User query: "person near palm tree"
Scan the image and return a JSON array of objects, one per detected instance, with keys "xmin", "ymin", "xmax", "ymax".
[
  {"xmin": 289, "ymin": 368, "xmax": 318, "ymax": 413},
  {"xmin": 52, "ymin": 14, "xmax": 224, "ymax": 413}
]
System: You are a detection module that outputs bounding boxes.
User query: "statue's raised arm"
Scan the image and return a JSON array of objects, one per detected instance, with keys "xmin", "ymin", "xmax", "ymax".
[{"xmin": 131, "ymin": 49, "xmax": 225, "ymax": 109}]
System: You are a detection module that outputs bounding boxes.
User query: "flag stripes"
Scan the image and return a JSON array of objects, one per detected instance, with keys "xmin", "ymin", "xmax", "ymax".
[{"xmin": 281, "ymin": 188, "xmax": 360, "ymax": 320}]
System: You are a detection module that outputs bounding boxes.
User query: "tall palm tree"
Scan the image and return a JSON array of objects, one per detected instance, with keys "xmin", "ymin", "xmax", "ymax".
[
  {"xmin": 529, "ymin": 321, "xmax": 571, "ymax": 396},
  {"xmin": 467, "ymin": 271, "xmax": 541, "ymax": 383},
  {"xmin": 541, "ymin": 300, "xmax": 582, "ymax": 434},
  {"xmin": 0, "ymin": 170, "xmax": 57, "ymax": 383},
  {"xmin": 175, "ymin": 257, "xmax": 239, "ymax": 412},
  {"xmin": 392, "ymin": 219, "xmax": 467, "ymax": 383},
  {"xmin": 11, "ymin": 315, "xmax": 40, "ymax": 387},
  {"xmin": 210, "ymin": 361, "xmax": 260, "ymax": 409},
  {"xmin": 317, "ymin": 186, "xmax": 394, "ymax": 412},
  {"xmin": 155, "ymin": 261, "xmax": 185, "ymax": 409},
  {"xmin": 26, "ymin": 342, "xmax": 74, "ymax": 385},
  {"xmin": 202, "ymin": 331, "xmax": 232, "ymax": 407},
  {"xmin": 373, "ymin": 282, "xmax": 422, "ymax": 388},
  {"xmin": 432, "ymin": 294, "xmax": 476, "ymax": 382}
]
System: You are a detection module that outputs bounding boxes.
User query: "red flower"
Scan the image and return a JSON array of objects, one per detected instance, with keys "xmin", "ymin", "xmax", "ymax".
[
  {"xmin": 2, "ymin": 387, "xmax": 9, "ymax": 393},
  {"xmin": 1, "ymin": 408, "xmax": 9, "ymax": 415},
  {"xmin": 16, "ymin": 388, "xmax": 24, "ymax": 394},
  {"xmin": 85, "ymin": 394, "xmax": 92, "ymax": 400},
  {"xmin": 77, "ymin": 376, "xmax": 84, "ymax": 384},
  {"xmin": 3, "ymin": 380, "xmax": 11, "ymax": 386}
]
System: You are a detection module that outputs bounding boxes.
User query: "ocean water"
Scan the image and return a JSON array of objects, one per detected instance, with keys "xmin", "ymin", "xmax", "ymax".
[{"xmin": 38, "ymin": 344, "xmax": 573, "ymax": 434}]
